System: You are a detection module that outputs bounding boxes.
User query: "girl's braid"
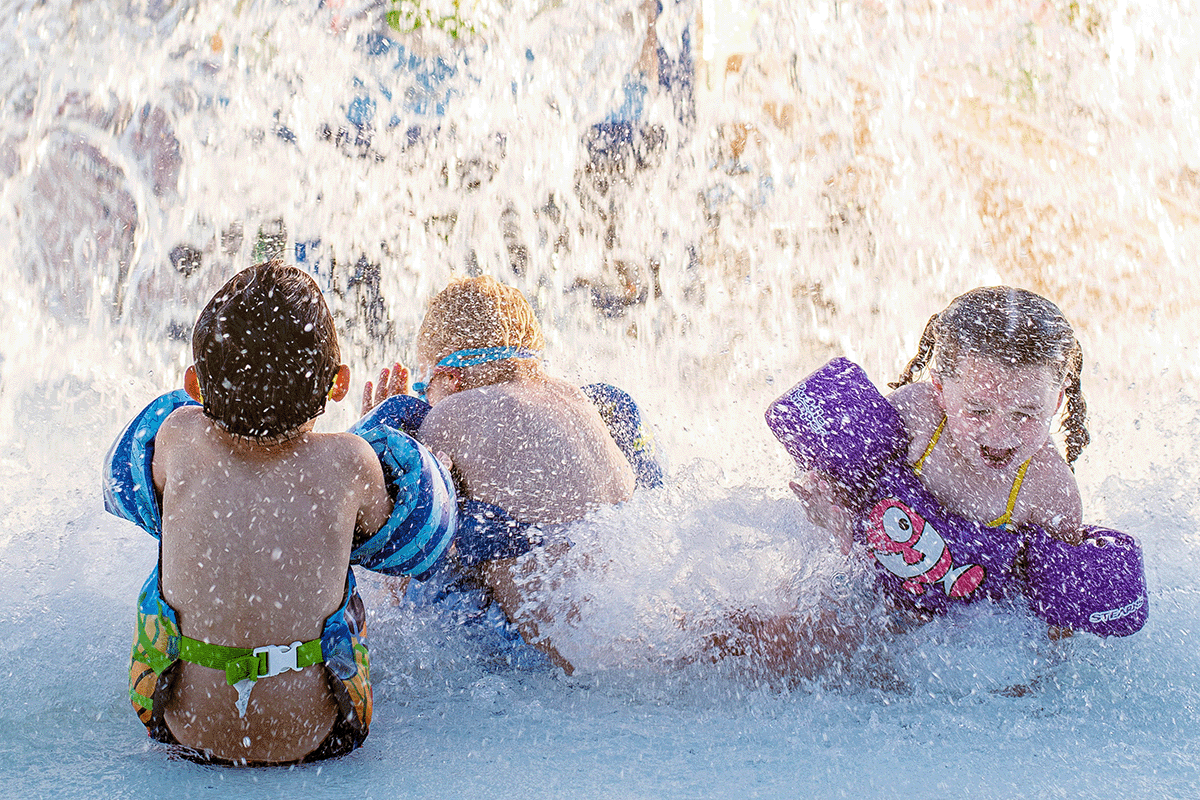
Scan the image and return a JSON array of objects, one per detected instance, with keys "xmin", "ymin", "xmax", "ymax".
[{"xmin": 890, "ymin": 313, "xmax": 939, "ymax": 389}]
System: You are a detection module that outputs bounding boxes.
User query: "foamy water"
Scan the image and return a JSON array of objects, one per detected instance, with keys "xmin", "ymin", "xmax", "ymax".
[{"xmin": 2, "ymin": 0, "xmax": 1199, "ymax": 796}]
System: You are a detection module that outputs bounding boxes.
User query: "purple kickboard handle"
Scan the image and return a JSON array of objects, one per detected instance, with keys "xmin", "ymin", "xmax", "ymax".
[
  {"xmin": 765, "ymin": 358, "xmax": 908, "ymax": 495},
  {"xmin": 1025, "ymin": 525, "xmax": 1148, "ymax": 637}
]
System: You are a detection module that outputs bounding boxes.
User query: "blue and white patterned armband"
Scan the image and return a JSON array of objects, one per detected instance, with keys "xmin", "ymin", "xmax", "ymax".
[
  {"xmin": 103, "ymin": 390, "xmax": 197, "ymax": 539},
  {"xmin": 351, "ymin": 421, "xmax": 457, "ymax": 579}
]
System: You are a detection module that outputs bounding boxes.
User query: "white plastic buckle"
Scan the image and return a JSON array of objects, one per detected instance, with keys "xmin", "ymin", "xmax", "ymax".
[{"xmin": 253, "ymin": 641, "xmax": 305, "ymax": 679}]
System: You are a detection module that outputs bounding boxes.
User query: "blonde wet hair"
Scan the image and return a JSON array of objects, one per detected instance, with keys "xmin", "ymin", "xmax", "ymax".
[{"xmin": 418, "ymin": 275, "xmax": 544, "ymax": 380}]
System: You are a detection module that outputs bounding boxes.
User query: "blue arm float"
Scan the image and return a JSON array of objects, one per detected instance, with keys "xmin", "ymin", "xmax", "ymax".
[
  {"xmin": 103, "ymin": 390, "xmax": 197, "ymax": 539},
  {"xmin": 353, "ymin": 393, "xmax": 430, "ymax": 438},
  {"xmin": 582, "ymin": 383, "xmax": 664, "ymax": 489},
  {"xmin": 348, "ymin": 398, "xmax": 456, "ymax": 579},
  {"xmin": 105, "ymin": 392, "xmax": 456, "ymax": 580}
]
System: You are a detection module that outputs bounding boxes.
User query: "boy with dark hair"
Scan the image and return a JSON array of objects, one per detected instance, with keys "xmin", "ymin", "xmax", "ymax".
[
  {"xmin": 189, "ymin": 260, "xmax": 346, "ymax": 439},
  {"xmin": 105, "ymin": 260, "xmax": 456, "ymax": 765}
]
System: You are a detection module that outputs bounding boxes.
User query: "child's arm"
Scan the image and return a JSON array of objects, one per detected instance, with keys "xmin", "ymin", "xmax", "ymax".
[
  {"xmin": 149, "ymin": 406, "xmax": 196, "ymax": 501},
  {"xmin": 1021, "ymin": 445, "xmax": 1084, "ymax": 545},
  {"xmin": 149, "ymin": 417, "xmax": 175, "ymax": 499},
  {"xmin": 787, "ymin": 379, "xmax": 917, "ymax": 544},
  {"xmin": 348, "ymin": 436, "xmax": 394, "ymax": 539},
  {"xmin": 788, "ymin": 472, "xmax": 853, "ymax": 555},
  {"xmin": 346, "ymin": 372, "xmax": 458, "ymax": 579},
  {"xmin": 481, "ymin": 554, "xmax": 575, "ymax": 674}
]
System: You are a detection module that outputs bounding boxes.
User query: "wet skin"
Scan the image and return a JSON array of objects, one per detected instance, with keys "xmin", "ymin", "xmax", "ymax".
[{"xmin": 934, "ymin": 355, "xmax": 1064, "ymax": 474}]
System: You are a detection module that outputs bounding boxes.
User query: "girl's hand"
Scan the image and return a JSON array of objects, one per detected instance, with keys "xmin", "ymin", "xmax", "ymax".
[
  {"xmin": 790, "ymin": 471, "xmax": 853, "ymax": 555},
  {"xmin": 1044, "ymin": 513, "xmax": 1085, "ymax": 546},
  {"xmin": 361, "ymin": 362, "xmax": 409, "ymax": 416},
  {"xmin": 1048, "ymin": 625, "xmax": 1074, "ymax": 641},
  {"xmin": 1049, "ymin": 527, "xmax": 1085, "ymax": 546}
]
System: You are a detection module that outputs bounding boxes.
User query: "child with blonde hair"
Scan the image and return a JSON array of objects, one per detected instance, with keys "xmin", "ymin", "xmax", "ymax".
[
  {"xmin": 414, "ymin": 276, "xmax": 635, "ymax": 521},
  {"xmin": 365, "ymin": 275, "xmax": 661, "ymax": 672}
]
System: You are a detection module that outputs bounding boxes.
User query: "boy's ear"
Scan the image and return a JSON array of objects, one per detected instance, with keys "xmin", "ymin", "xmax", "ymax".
[
  {"xmin": 184, "ymin": 366, "xmax": 203, "ymax": 402},
  {"xmin": 329, "ymin": 365, "xmax": 352, "ymax": 402}
]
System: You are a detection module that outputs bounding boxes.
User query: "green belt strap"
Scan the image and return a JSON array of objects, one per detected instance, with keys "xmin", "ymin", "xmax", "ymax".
[{"xmin": 176, "ymin": 636, "xmax": 325, "ymax": 686}]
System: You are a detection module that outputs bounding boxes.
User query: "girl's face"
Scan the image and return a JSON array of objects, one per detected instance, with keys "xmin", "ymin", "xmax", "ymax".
[{"xmin": 934, "ymin": 354, "xmax": 1064, "ymax": 472}]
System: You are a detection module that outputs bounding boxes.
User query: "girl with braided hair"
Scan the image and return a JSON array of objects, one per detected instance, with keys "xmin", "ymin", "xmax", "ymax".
[
  {"xmin": 793, "ymin": 286, "xmax": 1089, "ymax": 550},
  {"xmin": 884, "ymin": 286, "xmax": 1088, "ymax": 545},
  {"xmin": 718, "ymin": 287, "xmax": 1141, "ymax": 675}
]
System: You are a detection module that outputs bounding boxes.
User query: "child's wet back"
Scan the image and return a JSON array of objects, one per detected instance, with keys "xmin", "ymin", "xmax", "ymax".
[
  {"xmin": 152, "ymin": 406, "xmax": 390, "ymax": 762},
  {"xmin": 146, "ymin": 261, "xmax": 392, "ymax": 764},
  {"xmin": 412, "ymin": 276, "xmax": 635, "ymax": 526},
  {"xmin": 420, "ymin": 376, "xmax": 633, "ymax": 526}
]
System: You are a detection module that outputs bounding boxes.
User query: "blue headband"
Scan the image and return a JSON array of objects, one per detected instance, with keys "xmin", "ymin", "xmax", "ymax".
[{"xmin": 413, "ymin": 347, "xmax": 542, "ymax": 401}]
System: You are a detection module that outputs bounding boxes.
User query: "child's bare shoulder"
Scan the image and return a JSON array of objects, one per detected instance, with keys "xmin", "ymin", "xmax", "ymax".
[
  {"xmin": 159, "ymin": 403, "xmax": 205, "ymax": 432},
  {"xmin": 311, "ymin": 430, "xmax": 382, "ymax": 472},
  {"xmin": 1021, "ymin": 443, "xmax": 1083, "ymax": 539},
  {"xmin": 887, "ymin": 382, "xmax": 940, "ymax": 436},
  {"xmin": 151, "ymin": 406, "xmax": 198, "ymax": 493},
  {"xmin": 152, "ymin": 404, "xmax": 207, "ymax": 462},
  {"xmin": 306, "ymin": 431, "xmax": 392, "ymax": 536}
]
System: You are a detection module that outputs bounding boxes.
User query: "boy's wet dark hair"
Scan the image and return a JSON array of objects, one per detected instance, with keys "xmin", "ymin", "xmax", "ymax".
[
  {"xmin": 892, "ymin": 286, "xmax": 1089, "ymax": 466},
  {"xmin": 192, "ymin": 260, "xmax": 341, "ymax": 439}
]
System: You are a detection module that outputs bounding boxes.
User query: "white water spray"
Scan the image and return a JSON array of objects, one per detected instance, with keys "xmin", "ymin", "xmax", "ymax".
[{"xmin": 2, "ymin": 0, "xmax": 1199, "ymax": 795}]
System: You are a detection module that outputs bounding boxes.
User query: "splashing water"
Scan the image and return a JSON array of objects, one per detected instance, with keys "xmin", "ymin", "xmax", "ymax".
[{"xmin": 2, "ymin": 0, "xmax": 1199, "ymax": 796}]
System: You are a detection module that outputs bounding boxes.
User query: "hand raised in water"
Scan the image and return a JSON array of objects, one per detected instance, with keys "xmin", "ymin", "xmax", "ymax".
[
  {"xmin": 789, "ymin": 471, "xmax": 853, "ymax": 556},
  {"xmin": 361, "ymin": 362, "xmax": 409, "ymax": 416}
]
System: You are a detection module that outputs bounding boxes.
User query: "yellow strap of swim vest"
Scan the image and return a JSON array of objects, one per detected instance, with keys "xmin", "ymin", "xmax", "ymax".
[
  {"xmin": 986, "ymin": 457, "xmax": 1032, "ymax": 529},
  {"xmin": 912, "ymin": 417, "xmax": 945, "ymax": 476},
  {"xmin": 913, "ymin": 416, "xmax": 1032, "ymax": 529}
]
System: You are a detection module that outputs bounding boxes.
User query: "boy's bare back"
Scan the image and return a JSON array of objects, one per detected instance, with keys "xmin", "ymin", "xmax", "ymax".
[
  {"xmin": 150, "ymin": 406, "xmax": 391, "ymax": 763},
  {"xmin": 419, "ymin": 376, "xmax": 634, "ymax": 526}
]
